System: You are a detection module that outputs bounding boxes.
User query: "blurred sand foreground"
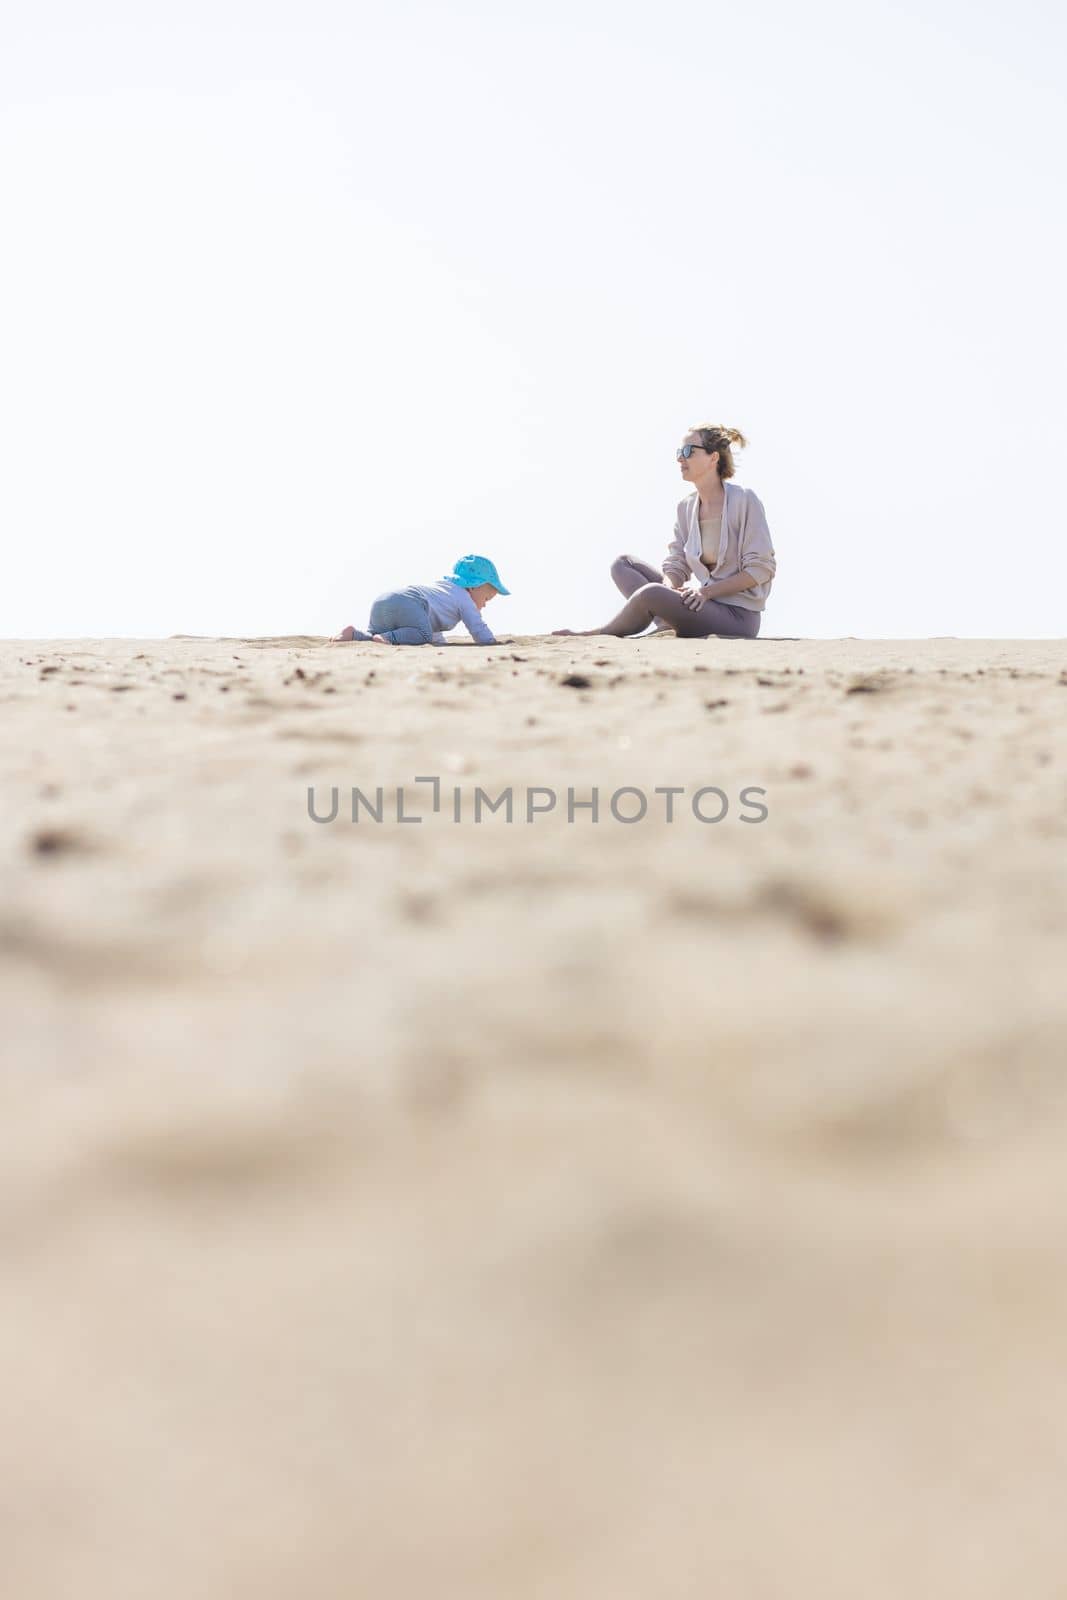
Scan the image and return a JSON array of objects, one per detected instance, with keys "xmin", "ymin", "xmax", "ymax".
[{"xmin": 2, "ymin": 633, "xmax": 1066, "ymax": 1598}]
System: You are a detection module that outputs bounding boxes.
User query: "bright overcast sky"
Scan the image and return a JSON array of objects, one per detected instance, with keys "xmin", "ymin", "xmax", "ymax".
[{"xmin": 2, "ymin": 0, "xmax": 1065, "ymax": 640}]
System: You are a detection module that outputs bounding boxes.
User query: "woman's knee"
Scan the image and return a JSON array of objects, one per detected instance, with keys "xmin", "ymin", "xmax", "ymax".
[{"xmin": 610, "ymin": 553, "xmax": 638, "ymax": 579}]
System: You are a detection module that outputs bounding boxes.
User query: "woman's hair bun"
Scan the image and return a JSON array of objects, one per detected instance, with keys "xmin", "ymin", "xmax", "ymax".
[{"xmin": 690, "ymin": 424, "xmax": 748, "ymax": 479}]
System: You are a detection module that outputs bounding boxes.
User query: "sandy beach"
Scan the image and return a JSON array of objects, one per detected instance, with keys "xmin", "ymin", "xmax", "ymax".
[{"xmin": 2, "ymin": 631, "xmax": 1066, "ymax": 1597}]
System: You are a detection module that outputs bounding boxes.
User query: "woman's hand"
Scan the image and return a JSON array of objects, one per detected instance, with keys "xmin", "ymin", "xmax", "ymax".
[{"xmin": 679, "ymin": 588, "xmax": 706, "ymax": 612}]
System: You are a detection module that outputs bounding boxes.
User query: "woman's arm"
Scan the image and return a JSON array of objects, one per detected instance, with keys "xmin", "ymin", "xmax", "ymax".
[
  {"xmin": 662, "ymin": 517, "xmax": 689, "ymax": 587},
  {"xmin": 701, "ymin": 571, "xmax": 760, "ymax": 600},
  {"xmin": 680, "ymin": 571, "xmax": 758, "ymax": 610},
  {"xmin": 737, "ymin": 491, "xmax": 776, "ymax": 585}
]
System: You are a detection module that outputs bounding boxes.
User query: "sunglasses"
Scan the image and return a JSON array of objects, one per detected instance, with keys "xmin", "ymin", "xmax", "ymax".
[{"xmin": 676, "ymin": 443, "xmax": 709, "ymax": 460}]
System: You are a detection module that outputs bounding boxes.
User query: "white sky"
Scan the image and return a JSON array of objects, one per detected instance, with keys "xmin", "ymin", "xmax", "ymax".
[{"xmin": 2, "ymin": 0, "xmax": 1065, "ymax": 640}]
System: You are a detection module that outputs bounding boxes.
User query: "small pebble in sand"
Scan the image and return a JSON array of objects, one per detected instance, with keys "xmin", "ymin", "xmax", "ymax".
[{"xmin": 29, "ymin": 827, "xmax": 90, "ymax": 858}]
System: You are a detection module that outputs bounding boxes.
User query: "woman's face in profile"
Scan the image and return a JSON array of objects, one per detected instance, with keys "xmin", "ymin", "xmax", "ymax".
[{"xmin": 678, "ymin": 431, "xmax": 713, "ymax": 484}]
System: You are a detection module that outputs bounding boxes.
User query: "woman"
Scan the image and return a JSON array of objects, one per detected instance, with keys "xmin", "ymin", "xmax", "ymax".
[{"xmin": 553, "ymin": 425, "xmax": 776, "ymax": 639}]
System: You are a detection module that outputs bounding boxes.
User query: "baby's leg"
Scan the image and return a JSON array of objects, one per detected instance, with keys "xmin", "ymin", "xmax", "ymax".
[
  {"xmin": 367, "ymin": 592, "xmax": 433, "ymax": 646},
  {"xmin": 374, "ymin": 628, "xmax": 431, "ymax": 646}
]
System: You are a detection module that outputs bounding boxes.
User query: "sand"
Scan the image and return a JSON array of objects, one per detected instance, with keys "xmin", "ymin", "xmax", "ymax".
[{"xmin": 2, "ymin": 631, "xmax": 1066, "ymax": 1597}]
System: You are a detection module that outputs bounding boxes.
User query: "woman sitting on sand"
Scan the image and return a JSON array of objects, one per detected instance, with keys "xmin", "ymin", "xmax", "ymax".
[{"xmin": 554, "ymin": 425, "xmax": 776, "ymax": 639}]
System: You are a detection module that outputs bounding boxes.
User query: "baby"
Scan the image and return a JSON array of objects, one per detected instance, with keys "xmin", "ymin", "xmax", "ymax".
[{"xmin": 332, "ymin": 555, "xmax": 510, "ymax": 647}]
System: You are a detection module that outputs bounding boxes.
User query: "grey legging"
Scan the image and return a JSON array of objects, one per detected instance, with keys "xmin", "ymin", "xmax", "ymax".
[{"xmin": 608, "ymin": 554, "xmax": 761, "ymax": 639}]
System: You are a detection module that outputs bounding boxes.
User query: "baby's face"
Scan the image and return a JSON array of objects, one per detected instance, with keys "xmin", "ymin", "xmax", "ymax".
[{"xmin": 469, "ymin": 583, "xmax": 497, "ymax": 611}]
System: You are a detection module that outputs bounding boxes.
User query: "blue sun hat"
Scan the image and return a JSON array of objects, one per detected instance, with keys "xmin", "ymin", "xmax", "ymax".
[{"xmin": 447, "ymin": 554, "xmax": 510, "ymax": 595}]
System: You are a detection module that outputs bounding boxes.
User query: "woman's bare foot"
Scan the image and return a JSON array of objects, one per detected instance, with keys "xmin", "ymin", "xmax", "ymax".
[
  {"xmin": 551, "ymin": 627, "xmax": 599, "ymax": 636},
  {"xmin": 332, "ymin": 625, "xmax": 356, "ymax": 642},
  {"xmin": 372, "ymin": 635, "xmax": 390, "ymax": 644}
]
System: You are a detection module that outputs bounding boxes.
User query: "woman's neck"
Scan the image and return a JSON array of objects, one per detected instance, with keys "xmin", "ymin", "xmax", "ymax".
[{"xmin": 698, "ymin": 477, "xmax": 725, "ymax": 509}]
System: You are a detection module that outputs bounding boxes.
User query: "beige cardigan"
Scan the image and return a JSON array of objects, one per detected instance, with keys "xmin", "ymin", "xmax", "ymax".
[{"xmin": 662, "ymin": 482, "xmax": 777, "ymax": 611}]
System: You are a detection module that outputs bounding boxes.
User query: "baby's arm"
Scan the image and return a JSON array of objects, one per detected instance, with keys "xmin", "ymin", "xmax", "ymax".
[{"xmin": 457, "ymin": 590, "xmax": 497, "ymax": 645}]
